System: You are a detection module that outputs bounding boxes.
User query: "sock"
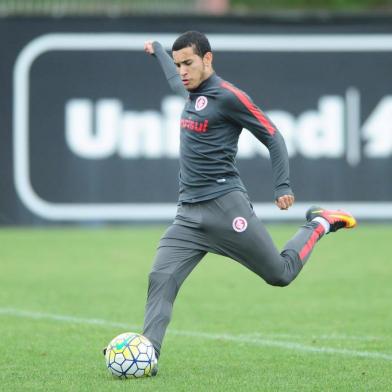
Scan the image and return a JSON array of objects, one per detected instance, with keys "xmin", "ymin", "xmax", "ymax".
[{"xmin": 313, "ymin": 217, "xmax": 330, "ymax": 234}]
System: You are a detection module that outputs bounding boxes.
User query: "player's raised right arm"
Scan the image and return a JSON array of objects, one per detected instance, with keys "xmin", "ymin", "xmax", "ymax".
[{"xmin": 144, "ymin": 40, "xmax": 188, "ymax": 99}]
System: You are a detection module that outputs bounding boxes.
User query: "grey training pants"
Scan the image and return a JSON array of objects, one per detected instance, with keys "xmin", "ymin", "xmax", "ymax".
[{"xmin": 143, "ymin": 191, "xmax": 325, "ymax": 355}]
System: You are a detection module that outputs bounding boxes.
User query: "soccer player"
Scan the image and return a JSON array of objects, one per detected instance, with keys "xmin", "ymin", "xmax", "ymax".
[{"xmin": 141, "ymin": 31, "xmax": 356, "ymax": 375}]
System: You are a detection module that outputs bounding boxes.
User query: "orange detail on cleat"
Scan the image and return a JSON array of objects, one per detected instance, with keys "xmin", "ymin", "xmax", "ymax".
[{"xmin": 306, "ymin": 206, "xmax": 357, "ymax": 232}]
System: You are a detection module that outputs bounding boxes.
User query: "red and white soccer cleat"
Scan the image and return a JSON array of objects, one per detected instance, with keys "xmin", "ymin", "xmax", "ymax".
[{"xmin": 306, "ymin": 206, "xmax": 357, "ymax": 232}]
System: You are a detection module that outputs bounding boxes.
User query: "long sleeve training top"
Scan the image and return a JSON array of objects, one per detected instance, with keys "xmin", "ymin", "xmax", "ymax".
[{"xmin": 152, "ymin": 42, "xmax": 293, "ymax": 203}]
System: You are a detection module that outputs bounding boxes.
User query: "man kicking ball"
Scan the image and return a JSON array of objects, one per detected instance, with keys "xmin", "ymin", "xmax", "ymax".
[{"xmin": 109, "ymin": 31, "xmax": 356, "ymax": 376}]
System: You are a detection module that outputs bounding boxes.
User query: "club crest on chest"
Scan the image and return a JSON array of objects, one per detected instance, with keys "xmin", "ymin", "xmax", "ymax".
[{"xmin": 195, "ymin": 96, "xmax": 208, "ymax": 111}]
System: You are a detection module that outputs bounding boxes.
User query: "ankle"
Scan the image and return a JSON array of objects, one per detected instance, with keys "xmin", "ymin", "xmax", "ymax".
[{"xmin": 312, "ymin": 217, "xmax": 330, "ymax": 234}]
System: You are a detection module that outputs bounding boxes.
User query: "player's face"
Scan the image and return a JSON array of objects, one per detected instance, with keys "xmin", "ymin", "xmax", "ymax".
[{"xmin": 172, "ymin": 46, "xmax": 213, "ymax": 91}]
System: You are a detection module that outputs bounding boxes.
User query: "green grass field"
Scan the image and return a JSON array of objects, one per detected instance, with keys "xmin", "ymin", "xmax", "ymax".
[{"xmin": 1, "ymin": 224, "xmax": 391, "ymax": 391}]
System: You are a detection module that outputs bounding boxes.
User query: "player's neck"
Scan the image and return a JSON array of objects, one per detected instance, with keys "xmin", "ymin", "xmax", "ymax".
[
  {"xmin": 192, "ymin": 70, "xmax": 215, "ymax": 92},
  {"xmin": 201, "ymin": 68, "xmax": 214, "ymax": 83},
  {"xmin": 189, "ymin": 69, "xmax": 216, "ymax": 93}
]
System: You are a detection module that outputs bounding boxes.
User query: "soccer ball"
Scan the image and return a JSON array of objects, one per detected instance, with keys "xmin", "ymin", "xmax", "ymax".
[{"xmin": 105, "ymin": 332, "xmax": 156, "ymax": 378}]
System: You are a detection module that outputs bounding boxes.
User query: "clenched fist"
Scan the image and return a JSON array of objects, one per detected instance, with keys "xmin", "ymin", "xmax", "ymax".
[
  {"xmin": 275, "ymin": 194, "xmax": 295, "ymax": 210},
  {"xmin": 144, "ymin": 41, "xmax": 155, "ymax": 55}
]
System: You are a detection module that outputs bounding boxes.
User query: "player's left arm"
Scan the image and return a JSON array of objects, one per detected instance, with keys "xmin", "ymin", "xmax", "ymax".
[
  {"xmin": 144, "ymin": 40, "xmax": 188, "ymax": 99},
  {"xmin": 221, "ymin": 82, "xmax": 294, "ymax": 210}
]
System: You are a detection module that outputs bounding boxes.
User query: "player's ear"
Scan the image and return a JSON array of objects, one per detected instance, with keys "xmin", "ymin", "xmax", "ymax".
[{"xmin": 203, "ymin": 52, "xmax": 213, "ymax": 67}]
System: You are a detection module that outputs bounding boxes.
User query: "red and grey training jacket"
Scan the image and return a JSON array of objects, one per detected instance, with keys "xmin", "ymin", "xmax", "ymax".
[{"xmin": 153, "ymin": 42, "xmax": 293, "ymax": 204}]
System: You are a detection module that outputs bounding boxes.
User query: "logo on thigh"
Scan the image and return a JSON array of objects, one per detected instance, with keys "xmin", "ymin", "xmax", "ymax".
[{"xmin": 232, "ymin": 217, "xmax": 248, "ymax": 233}]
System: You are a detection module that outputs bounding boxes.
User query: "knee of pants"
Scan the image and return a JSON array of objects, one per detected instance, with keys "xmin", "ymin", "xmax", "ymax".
[
  {"xmin": 148, "ymin": 271, "xmax": 179, "ymax": 300},
  {"xmin": 264, "ymin": 250, "xmax": 301, "ymax": 287},
  {"xmin": 264, "ymin": 272, "xmax": 292, "ymax": 287}
]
